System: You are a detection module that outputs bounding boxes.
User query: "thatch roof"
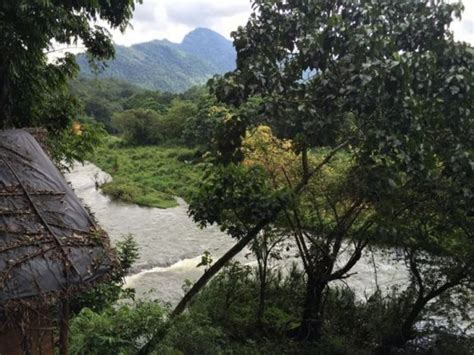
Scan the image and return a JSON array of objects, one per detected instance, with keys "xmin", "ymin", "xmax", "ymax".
[{"xmin": 0, "ymin": 129, "xmax": 114, "ymax": 308}]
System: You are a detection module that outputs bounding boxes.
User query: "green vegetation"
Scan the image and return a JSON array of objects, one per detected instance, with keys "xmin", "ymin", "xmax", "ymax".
[
  {"xmin": 71, "ymin": 301, "xmax": 167, "ymax": 354},
  {"xmin": 3, "ymin": 0, "xmax": 473, "ymax": 354},
  {"xmin": 72, "ymin": 78, "xmax": 223, "ymax": 208},
  {"xmin": 0, "ymin": 0, "xmax": 138, "ymax": 165},
  {"xmin": 171, "ymin": 0, "xmax": 474, "ymax": 351},
  {"xmin": 76, "ymin": 0, "xmax": 473, "ymax": 352},
  {"xmin": 112, "ymin": 101, "xmax": 198, "ymax": 146},
  {"xmin": 76, "ymin": 28, "xmax": 236, "ymax": 92},
  {"xmin": 69, "ymin": 78, "xmax": 179, "ymax": 133},
  {"xmin": 90, "ymin": 138, "xmax": 204, "ymax": 208},
  {"xmin": 71, "ymin": 263, "xmax": 474, "ymax": 354}
]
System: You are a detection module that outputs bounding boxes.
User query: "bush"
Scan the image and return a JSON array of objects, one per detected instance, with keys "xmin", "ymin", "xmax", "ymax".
[
  {"xmin": 69, "ymin": 262, "xmax": 473, "ymax": 354},
  {"xmin": 155, "ymin": 314, "xmax": 226, "ymax": 355},
  {"xmin": 71, "ymin": 235, "xmax": 139, "ymax": 314},
  {"xmin": 70, "ymin": 301, "xmax": 167, "ymax": 355}
]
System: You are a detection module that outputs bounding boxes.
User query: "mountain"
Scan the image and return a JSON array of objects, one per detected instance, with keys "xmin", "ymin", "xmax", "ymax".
[
  {"xmin": 180, "ymin": 28, "xmax": 236, "ymax": 73},
  {"xmin": 76, "ymin": 28, "xmax": 236, "ymax": 93}
]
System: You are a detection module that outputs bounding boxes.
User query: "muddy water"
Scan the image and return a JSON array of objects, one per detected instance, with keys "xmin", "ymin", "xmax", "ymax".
[{"xmin": 65, "ymin": 162, "xmax": 408, "ymax": 305}]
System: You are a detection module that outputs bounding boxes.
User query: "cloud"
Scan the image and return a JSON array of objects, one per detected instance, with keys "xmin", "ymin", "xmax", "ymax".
[
  {"xmin": 452, "ymin": 1, "xmax": 474, "ymax": 45},
  {"xmin": 166, "ymin": 2, "xmax": 250, "ymax": 28},
  {"xmin": 107, "ymin": 0, "xmax": 251, "ymax": 46},
  {"xmin": 132, "ymin": 1, "xmax": 158, "ymax": 25},
  {"xmin": 460, "ymin": 19, "xmax": 474, "ymax": 33},
  {"xmin": 107, "ymin": 0, "xmax": 474, "ymax": 47}
]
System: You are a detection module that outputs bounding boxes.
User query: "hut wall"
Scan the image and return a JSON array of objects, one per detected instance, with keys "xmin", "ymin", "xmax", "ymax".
[{"xmin": 0, "ymin": 314, "xmax": 54, "ymax": 355}]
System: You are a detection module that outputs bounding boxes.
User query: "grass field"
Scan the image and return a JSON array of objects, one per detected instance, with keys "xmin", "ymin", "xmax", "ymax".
[{"xmin": 89, "ymin": 138, "xmax": 204, "ymax": 208}]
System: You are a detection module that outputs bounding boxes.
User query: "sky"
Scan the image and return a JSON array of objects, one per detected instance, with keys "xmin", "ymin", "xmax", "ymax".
[
  {"xmin": 452, "ymin": 1, "xmax": 474, "ymax": 45},
  {"xmin": 106, "ymin": 0, "xmax": 474, "ymax": 46},
  {"xmin": 109, "ymin": 0, "xmax": 252, "ymax": 45}
]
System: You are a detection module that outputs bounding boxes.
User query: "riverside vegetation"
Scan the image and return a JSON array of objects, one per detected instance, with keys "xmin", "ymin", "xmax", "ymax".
[
  {"xmin": 1, "ymin": 0, "xmax": 473, "ymax": 354},
  {"xmin": 92, "ymin": 140, "xmax": 202, "ymax": 208}
]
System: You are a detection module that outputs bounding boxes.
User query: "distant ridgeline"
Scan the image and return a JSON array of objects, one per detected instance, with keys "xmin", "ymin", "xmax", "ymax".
[{"xmin": 77, "ymin": 28, "xmax": 236, "ymax": 93}]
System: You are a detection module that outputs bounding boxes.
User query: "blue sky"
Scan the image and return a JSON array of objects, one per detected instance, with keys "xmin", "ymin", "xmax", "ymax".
[{"xmin": 108, "ymin": 0, "xmax": 474, "ymax": 46}]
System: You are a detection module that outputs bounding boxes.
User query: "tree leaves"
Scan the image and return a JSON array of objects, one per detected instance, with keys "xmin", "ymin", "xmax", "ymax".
[{"xmin": 0, "ymin": 0, "xmax": 138, "ymax": 129}]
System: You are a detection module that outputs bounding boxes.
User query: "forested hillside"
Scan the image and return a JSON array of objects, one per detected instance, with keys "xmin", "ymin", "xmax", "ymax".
[{"xmin": 76, "ymin": 28, "xmax": 236, "ymax": 92}]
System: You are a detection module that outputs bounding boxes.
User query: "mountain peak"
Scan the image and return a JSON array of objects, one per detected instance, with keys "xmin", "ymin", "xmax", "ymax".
[
  {"xmin": 181, "ymin": 28, "xmax": 236, "ymax": 73},
  {"xmin": 77, "ymin": 27, "xmax": 236, "ymax": 92},
  {"xmin": 186, "ymin": 27, "xmax": 224, "ymax": 36},
  {"xmin": 182, "ymin": 27, "xmax": 229, "ymax": 44}
]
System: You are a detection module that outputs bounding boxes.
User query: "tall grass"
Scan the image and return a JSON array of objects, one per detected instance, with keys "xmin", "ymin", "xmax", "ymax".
[{"xmin": 90, "ymin": 138, "xmax": 204, "ymax": 208}]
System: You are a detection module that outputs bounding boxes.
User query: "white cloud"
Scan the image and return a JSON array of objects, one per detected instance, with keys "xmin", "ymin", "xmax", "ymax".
[
  {"xmin": 105, "ymin": 0, "xmax": 474, "ymax": 47},
  {"xmin": 110, "ymin": 0, "xmax": 252, "ymax": 46},
  {"xmin": 452, "ymin": 1, "xmax": 474, "ymax": 45}
]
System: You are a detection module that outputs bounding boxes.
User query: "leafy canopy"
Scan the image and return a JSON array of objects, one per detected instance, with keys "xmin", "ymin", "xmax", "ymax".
[
  {"xmin": 206, "ymin": 0, "xmax": 473, "ymax": 234},
  {"xmin": 185, "ymin": 0, "xmax": 473, "ymax": 343},
  {"xmin": 0, "ymin": 0, "xmax": 139, "ymax": 129}
]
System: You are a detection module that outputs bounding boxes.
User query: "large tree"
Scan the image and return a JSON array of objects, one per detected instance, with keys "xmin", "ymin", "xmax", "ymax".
[
  {"xmin": 170, "ymin": 0, "xmax": 473, "ymax": 347},
  {"xmin": 0, "ymin": 0, "xmax": 139, "ymax": 130}
]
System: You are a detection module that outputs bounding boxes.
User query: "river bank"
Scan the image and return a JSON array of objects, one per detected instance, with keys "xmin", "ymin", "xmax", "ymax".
[
  {"xmin": 65, "ymin": 161, "xmax": 408, "ymax": 305},
  {"xmin": 89, "ymin": 140, "xmax": 204, "ymax": 208}
]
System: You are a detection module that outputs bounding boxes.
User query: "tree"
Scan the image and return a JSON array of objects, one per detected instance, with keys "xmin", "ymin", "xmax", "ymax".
[
  {"xmin": 183, "ymin": 100, "xmax": 229, "ymax": 148},
  {"xmin": 160, "ymin": 99, "xmax": 197, "ymax": 143},
  {"xmin": 372, "ymin": 115, "xmax": 474, "ymax": 350},
  {"xmin": 169, "ymin": 0, "xmax": 472, "ymax": 347},
  {"xmin": 0, "ymin": 0, "xmax": 139, "ymax": 130},
  {"xmin": 84, "ymin": 98, "xmax": 119, "ymax": 133},
  {"xmin": 113, "ymin": 109, "xmax": 162, "ymax": 145}
]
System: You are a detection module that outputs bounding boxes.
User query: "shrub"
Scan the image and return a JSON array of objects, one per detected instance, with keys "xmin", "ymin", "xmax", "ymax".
[{"xmin": 70, "ymin": 301, "xmax": 167, "ymax": 355}]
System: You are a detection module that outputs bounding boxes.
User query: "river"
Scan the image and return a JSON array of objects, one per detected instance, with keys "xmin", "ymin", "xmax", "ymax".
[{"xmin": 65, "ymin": 162, "xmax": 408, "ymax": 305}]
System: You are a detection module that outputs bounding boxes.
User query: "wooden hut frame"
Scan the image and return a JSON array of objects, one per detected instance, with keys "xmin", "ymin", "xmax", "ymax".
[{"xmin": 0, "ymin": 129, "xmax": 115, "ymax": 354}]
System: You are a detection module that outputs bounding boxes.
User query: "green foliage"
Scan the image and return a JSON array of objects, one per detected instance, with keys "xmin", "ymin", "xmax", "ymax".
[
  {"xmin": 154, "ymin": 314, "xmax": 226, "ymax": 355},
  {"xmin": 90, "ymin": 139, "xmax": 204, "ymax": 208},
  {"xmin": 101, "ymin": 181, "xmax": 178, "ymax": 209},
  {"xmin": 54, "ymin": 1, "xmax": 474, "ymax": 353},
  {"xmin": 186, "ymin": 0, "xmax": 474, "ymax": 347},
  {"xmin": 0, "ymin": 0, "xmax": 138, "ymax": 128},
  {"xmin": 113, "ymin": 109, "xmax": 162, "ymax": 145},
  {"xmin": 189, "ymin": 163, "xmax": 286, "ymax": 238},
  {"xmin": 182, "ymin": 95, "xmax": 221, "ymax": 148},
  {"xmin": 71, "ymin": 235, "xmax": 139, "ymax": 314},
  {"xmin": 70, "ymin": 77, "xmax": 179, "ymax": 133},
  {"xmin": 181, "ymin": 266, "xmax": 473, "ymax": 354},
  {"xmin": 71, "ymin": 77, "xmax": 209, "ymax": 144},
  {"xmin": 69, "ymin": 261, "xmax": 473, "ymax": 354},
  {"xmin": 154, "ymin": 99, "xmax": 198, "ymax": 145},
  {"xmin": 70, "ymin": 301, "xmax": 167, "ymax": 355},
  {"xmin": 49, "ymin": 120, "xmax": 107, "ymax": 170},
  {"xmin": 0, "ymin": 0, "xmax": 139, "ymax": 167}
]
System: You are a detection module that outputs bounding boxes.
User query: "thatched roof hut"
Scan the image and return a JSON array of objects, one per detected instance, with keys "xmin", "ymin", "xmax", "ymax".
[{"xmin": 0, "ymin": 129, "xmax": 115, "ymax": 354}]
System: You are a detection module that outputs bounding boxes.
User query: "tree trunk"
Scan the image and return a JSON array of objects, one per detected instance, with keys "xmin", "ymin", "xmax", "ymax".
[
  {"xmin": 173, "ymin": 218, "xmax": 273, "ymax": 318},
  {"xmin": 59, "ymin": 300, "xmax": 70, "ymax": 355},
  {"xmin": 377, "ymin": 263, "xmax": 469, "ymax": 353},
  {"xmin": 138, "ymin": 145, "xmax": 347, "ymax": 354},
  {"xmin": 170, "ymin": 142, "xmax": 346, "ymax": 318},
  {"xmin": 292, "ymin": 277, "xmax": 327, "ymax": 341},
  {"xmin": 136, "ymin": 219, "xmax": 273, "ymax": 355},
  {"xmin": 378, "ymin": 300, "xmax": 425, "ymax": 354},
  {"xmin": 256, "ymin": 262, "xmax": 267, "ymax": 326},
  {"xmin": 378, "ymin": 285, "xmax": 455, "ymax": 352}
]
